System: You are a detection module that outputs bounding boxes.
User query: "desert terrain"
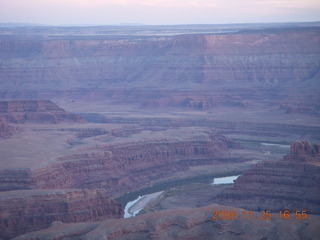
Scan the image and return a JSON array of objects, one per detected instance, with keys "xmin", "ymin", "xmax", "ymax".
[{"xmin": 0, "ymin": 23, "xmax": 319, "ymax": 239}]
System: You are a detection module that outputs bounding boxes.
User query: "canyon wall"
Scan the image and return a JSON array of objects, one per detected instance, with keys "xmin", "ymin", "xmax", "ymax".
[
  {"xmin": 1, "ymin": 28, "xmax": 319, "ymax": 90},
  {"xmin": 0, "ymin": 189, "xmax": 123, "ymax": 240},
  {"xmin": 0, "ymin": 100, "xmax": 83, "ymax": 123},
  {"xmin": 216, "ymin": 141, "xmax": 320, "ymax": 214},
  {"xmin": 0, "ymin": 134, "xmax": 238, "ymax": 195},
  {"xmin": 0, "ymin": 133, "xmax": 239, "ymax": 239},
  {"xmin": 0, "ymin": 27, "xmax": 319, "ymax": 113},
  {"xmin": 31, "ymin": 135, "xmax": 238, "ymax": 196}
]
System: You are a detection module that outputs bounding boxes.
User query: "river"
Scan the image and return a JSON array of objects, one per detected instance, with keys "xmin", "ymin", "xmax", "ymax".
[
  {"xmin": 124, "ymin": 191, "xmax": 163, "ymax": 218},
  {"xmin": 212, "ymin": 175, "xmax": 240, "ymax": 185},
  {"xmin": 261, "ymin": 143, "xmax": 290, "ymax": 148},
  {"xmin": 124, "ymin": 175, "xmax": 241, "ymax": 218}
]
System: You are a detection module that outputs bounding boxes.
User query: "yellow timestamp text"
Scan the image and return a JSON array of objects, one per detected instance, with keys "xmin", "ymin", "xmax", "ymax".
[{"xmin": 211, "ymin": 210, "xmax": 308, "ymax": 220}]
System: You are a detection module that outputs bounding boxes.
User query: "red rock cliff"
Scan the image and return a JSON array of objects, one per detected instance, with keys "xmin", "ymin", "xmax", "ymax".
[
  {"xmin": 0, "ymin": 189, "xmax": 123, "ymax": 240},
  {"xmin": 284, "ymin": 140, "xmax": 320, "ymax": 162},
  {"xmin": 30, "ymin": 136, "xmax": 238, "ymax": 196}
]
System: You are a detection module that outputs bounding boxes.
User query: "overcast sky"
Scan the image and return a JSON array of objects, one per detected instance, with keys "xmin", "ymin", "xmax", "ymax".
[{"xmin": 1, "ymin": 0, "xmax": 319, "ymax": 25}]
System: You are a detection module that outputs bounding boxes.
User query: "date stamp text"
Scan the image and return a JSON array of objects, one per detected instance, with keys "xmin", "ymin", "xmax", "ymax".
[{"xmin": 212, "ymin": 210, "xmax": 308, "ymax": 220}]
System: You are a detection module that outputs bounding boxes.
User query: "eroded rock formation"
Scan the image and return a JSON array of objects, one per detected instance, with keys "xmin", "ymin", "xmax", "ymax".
[
  {"xmin": 31, "ymin": 136, "xmax": 239, "ymax": 196},
  {"xmin": 216, "ymin": 141, "xmax": 320, "ymax": 214},
  {"xmin": 0, "ymin": 189, "xmax": 123, "ymax": 240},
  {"xmin": 0, "ymin": 100, "xmax": 83, "ymax": 123},
  {"xmin": 284, "ymin": 140, "xmax": 320, "ymax": 162}
]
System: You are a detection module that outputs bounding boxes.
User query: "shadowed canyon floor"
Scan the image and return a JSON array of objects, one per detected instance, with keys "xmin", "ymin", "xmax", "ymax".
[{"xmin": 0, "ymin": 23, "xmax": 320, "ymax": 239}]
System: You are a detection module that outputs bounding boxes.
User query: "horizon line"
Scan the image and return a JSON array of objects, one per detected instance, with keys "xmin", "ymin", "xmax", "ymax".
[{"xmin": 1, "ymin": 20, "xmax": 320, "ymax": 27}]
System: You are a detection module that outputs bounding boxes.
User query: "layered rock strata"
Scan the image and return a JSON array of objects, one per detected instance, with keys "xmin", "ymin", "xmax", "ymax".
[
  {"xmin": 1, "ymin": 28, "xmax": 319, "ymax": 91},
  {"xmin": 0, "ymin": 27, "xmax": 319, "ymax": 114},
  {"xmin": 0, "ymin": 100, "xmax": 83, "ymax": 123},
  {"xmin": 80, "ymin": 114, "xmax": 320, "ymax": 141},
  {"xmin": 0, "ymin": 189, "xmax": 123, "ymax": 240},
  {"xmin": 13, "ymin": 204, "xmax": 320, "ymax": 240},
  {"xmin": 30, "ymin": 135, "xmax": 238, "ymax": 196},
  {"xmin": 0, "ymin": 169, "xmax": 31, "ymax": 191},
  {"xmin": 216, "ymin": 141, "xmax": 320, "ymax": 214}
]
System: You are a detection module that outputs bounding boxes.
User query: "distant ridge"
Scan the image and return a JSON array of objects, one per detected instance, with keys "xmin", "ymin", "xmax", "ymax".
[{"xmin": 0, "ymin": 22, "xmax": 48, "ymax": 27}]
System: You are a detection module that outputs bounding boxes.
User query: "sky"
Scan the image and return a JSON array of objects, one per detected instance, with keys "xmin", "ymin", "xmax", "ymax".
[{"xmin": 0, "ymin": 0, "xmax": 319, "ymax": 25}]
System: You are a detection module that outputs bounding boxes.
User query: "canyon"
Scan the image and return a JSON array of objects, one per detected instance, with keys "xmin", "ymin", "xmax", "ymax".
[
  {"xmin": 215, "ymin": 141, "xmax": 320, "ymax": 214},
  {"xmin": 31, "ymin": 135, "xmax": 240, "ymax": 196},
  {"xmin": 0, "ymin": 189, "xmax": 123, "ymax": 240},
  {"xmin": 0, "ymin": 25, "xmax": 319, "ymax": 116},
  {"xmin": 0, "ymin": 23, "xmax": 319, "ymax": 239}
]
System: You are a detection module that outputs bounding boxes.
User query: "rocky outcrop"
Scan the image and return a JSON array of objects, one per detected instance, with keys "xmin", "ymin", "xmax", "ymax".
[
  {"xmin": 12, "ymin": 203, "xmax": 320, "ymax": 240},
  {"xmin": 0, "ymin": 189, "xmax": 123, "ymax": 240},
  {"xmin": 0, "ymin": 100, "xmax": 83, "ymax": 123},
  {"xmin": 216, "ymin": 141, "xmax": 320, "ymax": 214},
  {"xmin": 284, "ymin": 140, "xmax": 320, "ymax": 162},
  {"xmin": 30, "ymin": 136, "xmax": 238, "ymax": 196}
]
